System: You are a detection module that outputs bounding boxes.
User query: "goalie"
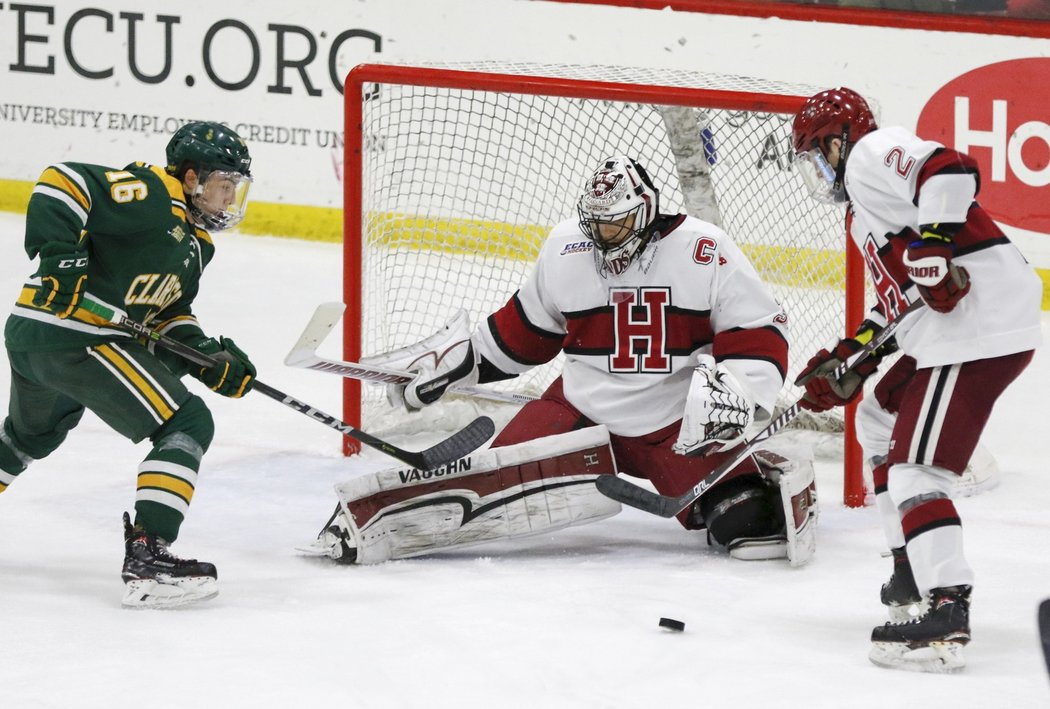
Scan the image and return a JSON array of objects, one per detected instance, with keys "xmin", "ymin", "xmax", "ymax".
[{"xmin": 303, "ymin": 156, "xmax": 817, "ymax": 566}]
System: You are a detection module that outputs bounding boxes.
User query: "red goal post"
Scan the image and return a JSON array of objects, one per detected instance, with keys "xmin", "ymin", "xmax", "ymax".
[{"xmin": 342, "ymin": 62, "xmax": 868, "ymax": 506}]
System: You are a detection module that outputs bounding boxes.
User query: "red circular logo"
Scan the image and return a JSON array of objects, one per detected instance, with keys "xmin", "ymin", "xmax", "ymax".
[{"xmin": 917, "ymin": 57, "xmax": 1050, "ymax": 233}]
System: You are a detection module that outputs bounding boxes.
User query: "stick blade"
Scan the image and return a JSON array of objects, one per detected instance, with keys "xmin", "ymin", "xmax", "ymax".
[
  {"xmin": 416, "ymin": 416, "xmax": 496, "ymax": 470},
  {"xmin": 285, "ymin": 302, "xmax": 345, "ymax": 367},
  {"xmin": 594, "ymin": 475, "xmax": 681, "ymax": 518},
  {"xmin": 1039, "ymin": 598, "xmax": 1050, "ymax": 678}
]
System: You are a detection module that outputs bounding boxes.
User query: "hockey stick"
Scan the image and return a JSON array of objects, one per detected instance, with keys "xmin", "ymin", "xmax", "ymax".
[
  {"xmin": 596, "ymin": 300, "xmax": 925, "ymax": 517},
  {"xmin": 79, "ymin": 299, "xmax": 495, "ymax": 470},
  {"xmin": 284, "ymin": 302, "xmax": 538, "ymax": 406},
  {"xmin": 1040, "ymin": 599, "xmax": 1050, "ymax": 679}
]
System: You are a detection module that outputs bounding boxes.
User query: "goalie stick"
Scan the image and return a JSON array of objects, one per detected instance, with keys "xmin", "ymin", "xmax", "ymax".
[
  {"xmin": 596, "ymin": 300, "xmax": 925, "ymax": 517},
  {"xmin": 284, "ymin": 302, "xmax": 538, "ymax": 406},
  {"xmin": 78, "ymin": 299, "xmax": 495, "ymax": 470}
]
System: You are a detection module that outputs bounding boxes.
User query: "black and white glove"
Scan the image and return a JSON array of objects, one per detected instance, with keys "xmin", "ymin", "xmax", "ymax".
[
  {"xmin": 401, "ymin": 341, "xmax": 479, "ymax": 410},
  {"xmin": 674, "ymin": 356, "xmax": 755, "ymax": 457},
  {"xmin": 360, "ymin": 310, "xmax": 479, "ymax": 412}
]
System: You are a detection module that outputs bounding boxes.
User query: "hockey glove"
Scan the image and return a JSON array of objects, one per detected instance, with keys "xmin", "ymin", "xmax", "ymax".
[
  {"xmin": 360, "ymin": 310, "xmax": 479, "ymax": 412},
  {"xmin": 794, "ymin": 319, "xmax": 895, "ymax": 412},
  {"xmin": 903, "ymin": 231, "xmax": 970, "ymax": 314},
  {"xmin": 192, "ymin": 336, "xmax": 256, "ymax": 398},
  {"xmin": 674, "ymin": 356, "xmax": 755, "ymax": 457},
  {"xmin": 32, "ymin": 243, "xmax": 89, "ymax": 319},
  {"xmin": 401, "ymin": 341, "xmax": 479, "ymax": 410}
]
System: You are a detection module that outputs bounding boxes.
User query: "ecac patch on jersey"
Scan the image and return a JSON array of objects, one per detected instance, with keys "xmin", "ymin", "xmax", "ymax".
[{"xmin": 560, "ymin": 241, "xmax": 593, "ymax": 255}]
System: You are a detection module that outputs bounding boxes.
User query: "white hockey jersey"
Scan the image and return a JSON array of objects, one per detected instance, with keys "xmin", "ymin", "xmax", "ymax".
[
  {"xmin": 472, "ymin": 215, "xmax": 789, "ymax": 437},
  {"xmin": 845, "ymin": 126, "xmax": 1042, "ymax": 367}
]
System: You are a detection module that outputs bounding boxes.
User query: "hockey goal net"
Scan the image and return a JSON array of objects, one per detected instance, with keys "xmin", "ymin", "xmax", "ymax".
[{"xmin": 342, "ymin": 62, "xmax": 869, "ymax": 504}]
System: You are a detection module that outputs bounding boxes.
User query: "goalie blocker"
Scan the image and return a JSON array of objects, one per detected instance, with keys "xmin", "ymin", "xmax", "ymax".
[{"xmin": 298, "ymin": 428, "xmax": 818, "ymax": 565}]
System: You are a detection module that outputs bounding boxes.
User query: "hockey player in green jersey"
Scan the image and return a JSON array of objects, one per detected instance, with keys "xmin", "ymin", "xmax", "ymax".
[{"xmin": 0, "ymin": 121, "xmax": 257, "ymax": 608}]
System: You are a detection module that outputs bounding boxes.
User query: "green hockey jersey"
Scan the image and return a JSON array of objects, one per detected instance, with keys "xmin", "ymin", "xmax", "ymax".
[{"xmin": 6, "ymin": 162, "xmax": 215, "ymax": 352}]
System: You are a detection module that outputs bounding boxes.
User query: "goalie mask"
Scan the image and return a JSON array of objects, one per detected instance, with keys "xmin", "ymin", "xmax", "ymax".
[
  {"xmin": 792, "ymin": 88, "xmax": 877, "ymax": 204},
  {"xmin": 577, "ymin": 156, "xmax": 659, "ymax": 276},
  {"xmin": 166, "ymin": 121, "xmax": 253, "ymax": 231}
]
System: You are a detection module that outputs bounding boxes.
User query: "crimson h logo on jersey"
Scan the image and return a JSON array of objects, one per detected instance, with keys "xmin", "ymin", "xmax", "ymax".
[{"xmin": 609, "ymin": 287, "xmax": 670, "ymax": 373}]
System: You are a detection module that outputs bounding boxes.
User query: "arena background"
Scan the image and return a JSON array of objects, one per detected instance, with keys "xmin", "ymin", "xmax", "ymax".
[{"xmin": 1, "ymin": 0, "xmax": 1047, "ymax": 304}]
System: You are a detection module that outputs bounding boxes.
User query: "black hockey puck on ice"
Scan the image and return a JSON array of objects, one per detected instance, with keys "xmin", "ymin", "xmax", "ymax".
[{"xmin": 659, "ymin": 617, "xmax": 685, "ymax": 632}]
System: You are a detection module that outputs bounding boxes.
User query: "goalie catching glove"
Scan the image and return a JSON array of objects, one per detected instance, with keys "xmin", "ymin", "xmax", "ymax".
[
  {"xmin": 674, "ymin": 356, "xmax": 757, "ymax": 457},
  {"xmin": 361, "ymin": 310, "xmax": 479, "ymax": 411},
  {"xmin": 794, "ymin": 318, "xmax": 897, "ymax": 413}
]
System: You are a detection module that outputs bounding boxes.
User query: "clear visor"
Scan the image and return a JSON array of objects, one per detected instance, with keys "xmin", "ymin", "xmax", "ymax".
[
  {"xmin": 192, "ymin": 170, "xmax": 252, "ymax": 230},
  {"xmin": 794, "ymin": 149, "xmax": 845, "ymax": 204}
]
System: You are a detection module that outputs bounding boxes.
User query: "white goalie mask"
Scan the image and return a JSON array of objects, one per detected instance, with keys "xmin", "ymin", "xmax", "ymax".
[{"xmin": 577, "ymin": 156, "xmax": 660, "ymax": 276}]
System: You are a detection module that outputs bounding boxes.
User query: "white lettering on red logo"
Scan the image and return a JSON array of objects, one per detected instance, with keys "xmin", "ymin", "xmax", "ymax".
[{"xmin": 917, "ymin": 58, "xmax": 1050, "ymax": 232}]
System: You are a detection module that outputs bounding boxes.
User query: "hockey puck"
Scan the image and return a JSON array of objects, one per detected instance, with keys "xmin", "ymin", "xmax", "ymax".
[{"xmin": 658, "ymin": 617, "xmax": 685, "ymax": 632}]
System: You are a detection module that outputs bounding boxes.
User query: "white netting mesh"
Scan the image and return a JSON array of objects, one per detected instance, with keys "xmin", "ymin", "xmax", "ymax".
[{"xmin": 347, "ymin": 63, "xmax": 850, "ymax": 434}]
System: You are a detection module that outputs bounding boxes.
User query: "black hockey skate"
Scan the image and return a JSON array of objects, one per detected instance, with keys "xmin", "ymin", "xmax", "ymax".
[
  {"xmin": 869, "ymin": 585, "xmax": 971, "ymax": 673},
  {"xmin": 121, "ymin": 512, "xmax": 219, "ymax": 608},
  {"xmin": 881, "ymin": 546, "xmax": 926, "ymax": 621}
]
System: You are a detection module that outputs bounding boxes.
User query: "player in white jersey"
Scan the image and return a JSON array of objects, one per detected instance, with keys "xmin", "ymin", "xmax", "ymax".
[
  {"xmin": 792, "ymin": 88, "xmax": 1042, "ymax": 673},
  {"xmin": 372, "ymin": 155, "xmax": 800, "ymax": 558}
]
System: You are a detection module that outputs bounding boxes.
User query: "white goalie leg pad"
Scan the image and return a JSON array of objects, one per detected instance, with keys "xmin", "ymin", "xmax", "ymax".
[
  {"xmin": 749, "ymin": 449, "xmax": 819, "ymax": 567},
  {"xmin": 331, "ymin": 426, "xmax": 621, "ymax": 564}
]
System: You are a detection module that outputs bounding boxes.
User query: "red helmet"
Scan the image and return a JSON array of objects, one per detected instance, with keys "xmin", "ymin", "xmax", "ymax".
[{"xmin": 791, "ymin": 87, "xmax": 878, "ymax": 156}]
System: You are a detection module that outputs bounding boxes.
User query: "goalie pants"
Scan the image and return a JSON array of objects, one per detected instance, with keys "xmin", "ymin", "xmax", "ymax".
[
  {"xmin": 856, "ymin": 350, "xmax": 1033, "ymax": 594},
  {"xmin": 0, "ymin": 343, "xmax": 214, "ymax": 542},
  {"xmin": 492, "ymin": 376, "xmax": 760, "ymax": 528}
]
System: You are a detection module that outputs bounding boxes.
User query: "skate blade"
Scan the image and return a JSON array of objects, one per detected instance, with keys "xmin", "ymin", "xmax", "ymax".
[
  {"xmin": 869, "ymin": 640, "xmax": 966, "ymax": 673},
  {"xmin": 122, "ymin": 577, "xmax": 219, "ymax": 609}
]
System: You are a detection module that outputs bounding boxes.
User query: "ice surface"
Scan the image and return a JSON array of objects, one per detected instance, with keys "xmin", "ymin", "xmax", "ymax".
[{"xmin": 0, "ymin": 212, "xmax": 1047, "ymax": 707}]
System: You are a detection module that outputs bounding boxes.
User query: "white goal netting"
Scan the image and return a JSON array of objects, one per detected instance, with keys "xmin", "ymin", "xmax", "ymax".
[{"xmin": 345, "ymin": 62, "xmax": 853, "ymax": 438}]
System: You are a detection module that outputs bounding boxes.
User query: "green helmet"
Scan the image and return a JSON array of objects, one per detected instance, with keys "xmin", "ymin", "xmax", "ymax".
[{"xmin": 165, "ymin": 121, "xmax": 252, "ymax": 178}]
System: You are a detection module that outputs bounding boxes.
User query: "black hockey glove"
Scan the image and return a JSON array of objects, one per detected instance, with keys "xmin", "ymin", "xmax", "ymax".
[
  {"xmin": 32, "ymin": 243, "xmax": 89, "ymax": 319},
  {"xmin": 193, "ymin": 337, "xmax": 257, "ymax": 398}
]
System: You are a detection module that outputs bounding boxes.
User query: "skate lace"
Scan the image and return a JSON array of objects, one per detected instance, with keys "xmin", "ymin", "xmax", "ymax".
[{"xmin": 153, "ymin": 538, "xmax": 198, "ymax": 566}]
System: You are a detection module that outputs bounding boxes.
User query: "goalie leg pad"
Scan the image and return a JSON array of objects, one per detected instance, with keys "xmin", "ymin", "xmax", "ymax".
[
  {"xmin": 755, "ymin": 449, "xmax": 819, "ymax": 567},
  {"xmin": 700, "ymin": 450, "xmax": 817, "ymax": 565},
  {"xmin": 323, "ymin": 426, "xmax": 621, "ymax": 564}
]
